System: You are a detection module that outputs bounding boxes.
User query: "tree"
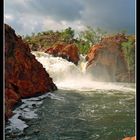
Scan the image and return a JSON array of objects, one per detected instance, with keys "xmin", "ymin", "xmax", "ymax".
[
  {"xmin": 121, "ymin": 36, "xmax": 135, "ymax": 82},
  {"xmin": 77, "ymin": 26, "xmax": 106, "ymax": 55},
  {"xmin": 60, "ymin": 27, "xmax": 75, "ymax": 43},
  {"xmin": 79, "ymin": 26, "xmax": 106, "ymax": 45}
]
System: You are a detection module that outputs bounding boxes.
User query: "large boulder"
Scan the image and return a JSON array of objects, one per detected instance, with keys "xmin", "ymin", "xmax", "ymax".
[
  {"xmin": 45, "ymin": 43, "xmax": 80, "ymax": 65},
  {"xmin": 5, "ymin": 24, "xmax": 57, "ymax": 120},
  {"xmin": 86, "ymin": 34, "xmax": 130, "ymax": 82}
]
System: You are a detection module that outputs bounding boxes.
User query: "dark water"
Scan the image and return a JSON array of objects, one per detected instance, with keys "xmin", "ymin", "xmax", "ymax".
[{"xmin": 5, "ymin": 86, "xmax": 135, "ymax": 140}]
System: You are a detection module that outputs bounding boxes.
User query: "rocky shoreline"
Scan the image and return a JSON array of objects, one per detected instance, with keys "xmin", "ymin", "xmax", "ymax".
[{"xmin": 5, "ymin": 24, "xmax": 57, "ymax": 120}]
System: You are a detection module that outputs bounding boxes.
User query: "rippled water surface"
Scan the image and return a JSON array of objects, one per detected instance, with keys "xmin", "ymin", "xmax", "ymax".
[{"xmin": 5, "ymin": 85, "xmax": 135, "ymax": 140}]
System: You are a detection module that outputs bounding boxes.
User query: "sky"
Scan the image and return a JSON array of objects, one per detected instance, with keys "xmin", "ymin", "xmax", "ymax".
[{"xmin": 4, "ymin": 0, "xmax": 135, "ymax": 36}]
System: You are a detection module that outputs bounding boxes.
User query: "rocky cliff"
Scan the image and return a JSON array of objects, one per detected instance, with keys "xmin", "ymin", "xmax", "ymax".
[
  {"xmin": 86, "ymin": 34, "xmax": 135, "ymax": 82},
  {"xmin": 5, "ymin": 24, "xmax": 57, "ymax": 120}
]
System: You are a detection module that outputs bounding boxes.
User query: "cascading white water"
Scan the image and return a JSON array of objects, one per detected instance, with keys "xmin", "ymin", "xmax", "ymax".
[{"xmin": 32, "ymin": 51, "xmax": 135, "ymax": 92}]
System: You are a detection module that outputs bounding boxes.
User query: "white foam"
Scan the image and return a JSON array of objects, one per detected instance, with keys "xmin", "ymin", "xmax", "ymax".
[
  {"xmin": 5, "ymin": 92, "xmax": 65, "ymax": 133},
  {"xmin": 6, "ymin": 113, "xmax": 28, "ymax": 131},
  {"xmin": 56, "ymin": 79, "xmax": 135, "ymax": 92},
  {"xmin": 32, "ymin": 51, "xmax": 135, "ymax": 92}
]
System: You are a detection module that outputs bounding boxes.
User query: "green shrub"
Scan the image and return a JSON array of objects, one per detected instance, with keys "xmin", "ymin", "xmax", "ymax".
[{"xmin": 121, "ymin": 36, "xmax": 135, "ymax": 81}]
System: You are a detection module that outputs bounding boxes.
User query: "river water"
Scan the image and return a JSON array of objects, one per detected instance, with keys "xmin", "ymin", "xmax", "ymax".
[{"xmin": 5, "ymin": 52, "xmax": 136, "ymax": 140}]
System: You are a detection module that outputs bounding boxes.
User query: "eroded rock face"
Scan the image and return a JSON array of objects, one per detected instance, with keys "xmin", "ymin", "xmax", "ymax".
[
  {"xmin": 86, "ymin": 34, "xmax": 129, "ymax": 82},
  {"xmin": 5, "ymin": 24, "xmax": 57, "ymax": 120},
  {"xmin": 122, "ymin": 136, "xmax": 136, "ymax": 140},
  {"xmin": 45, "ymin": 43, "xmax": 80, "ymax": 65}
]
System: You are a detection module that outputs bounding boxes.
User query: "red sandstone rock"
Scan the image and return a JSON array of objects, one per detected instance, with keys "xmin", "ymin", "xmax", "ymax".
[
  {"xmin": 85, "ymin": 44, "xmax": 103, "ymax": 68},
  {"xmin": 45, "ymin": 43, "xmax": 80, "ymax": 65},
  {"xmin": 122, "ymin": 136, "xmax": 136, "ymax": 140},
  {"xmin": 85, "ymin": 34, "xmax": 130, "ymax": 82},
  {"xmin": 5, "ymin": 24, "xmax": 57, "ymax": 120}
]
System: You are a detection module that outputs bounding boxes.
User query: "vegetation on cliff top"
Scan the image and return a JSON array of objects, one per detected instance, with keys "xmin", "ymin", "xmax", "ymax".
[
  {"xmin": 23, "ymin": 26, "xmax": 106, "ymax": 54},
  {"xmin": 23, "ymin": 26, "xmax": 135, "ymax": 82}
]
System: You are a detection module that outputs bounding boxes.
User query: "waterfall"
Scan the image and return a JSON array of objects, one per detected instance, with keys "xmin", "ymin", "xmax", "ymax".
[
  {"xmin": 31, "ymin": 51, "xmax": 135, "ymax": 92},
  {"xmin": 78, "ymin": 55, "xmax": 88, "ymax": 74},
  {"xmin": 31, "ymin": 51, "xmax": 91, "ymax": 81}
]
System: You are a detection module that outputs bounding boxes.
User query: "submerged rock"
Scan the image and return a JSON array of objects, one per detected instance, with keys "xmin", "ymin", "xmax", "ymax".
[
  {"xmin": 45, "ymin": 43, "xmax": 80, "ymax": 65},
  {"xmin": 86, "ymin": 34, "xmax": 134, "ymax": 82},
  {"xmin": 5, "ymin": 24, "xmax": 57, "ymax": 120}
]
